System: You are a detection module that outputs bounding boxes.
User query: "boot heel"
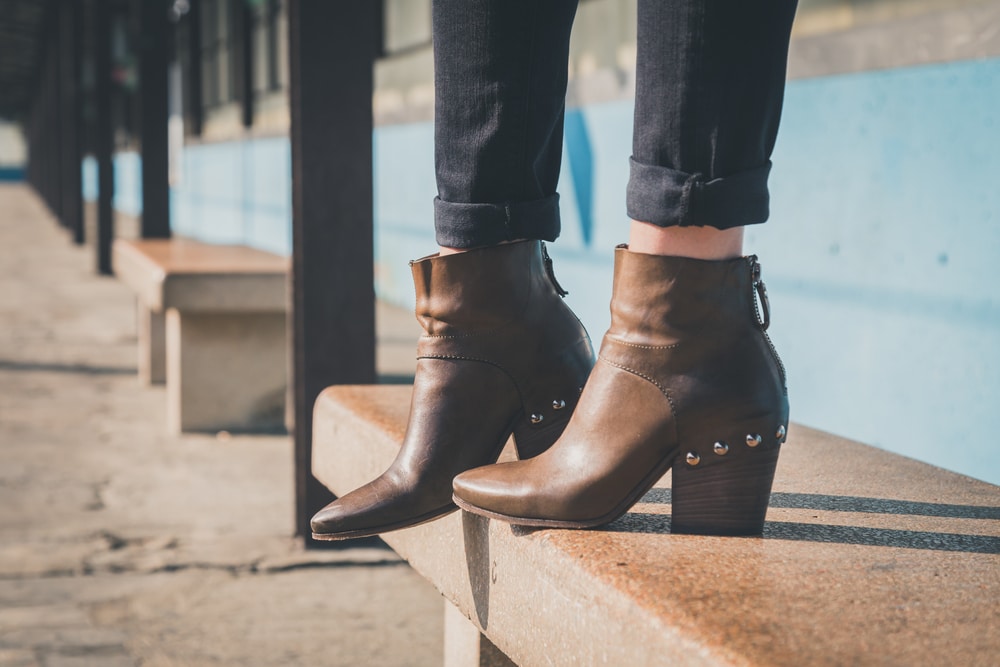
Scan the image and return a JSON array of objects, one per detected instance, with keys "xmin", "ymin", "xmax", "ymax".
[
  {"xmin": 512, "ymin": 410, "xmax": 572, "ymax": 460},
  {"xmin": 670, "ymin": 431, "xmax": 781, "ymax": 536}
]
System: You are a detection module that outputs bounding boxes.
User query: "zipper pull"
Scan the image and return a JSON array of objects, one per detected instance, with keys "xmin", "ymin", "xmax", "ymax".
[
  {"xmin": 540, "ymin": 242, "xmax": 569, "ymax": 297},
  {"xmin": 751, "ymin": 257, "xmax": 771, "ymax": 331}
]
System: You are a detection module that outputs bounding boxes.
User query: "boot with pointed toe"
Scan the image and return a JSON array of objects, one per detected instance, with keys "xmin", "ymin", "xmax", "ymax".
[
  {"xmin": 453, "ymin": 245, "xmax": 789, "ymax": 536},
  {"xmin": 310, "ymin": 240, "xmax": 594, "ymax": 540}
]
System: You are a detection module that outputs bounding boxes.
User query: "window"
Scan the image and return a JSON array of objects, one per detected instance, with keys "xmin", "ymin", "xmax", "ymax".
[
  {"xmin": 192, "ymin": 0, "xmax": 290, "ymax": 132},
  {"xmin": 251, "ymin": 0, "xmax": 287, "ymax": 98},
  {"xmin": 200, "ymin": 0, "xmax": 237, "ymax": 109}
]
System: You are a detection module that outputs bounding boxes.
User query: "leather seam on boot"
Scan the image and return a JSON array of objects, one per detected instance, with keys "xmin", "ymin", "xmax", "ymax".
[
  {"xmin": 416, "ymin": 354, "xmax": 524, "ymax": 395},
  {"xmin": 416, "ymin": 354, "xmax": 514, "ymax": 376},
  {"xmin": 416, "ymin": 354, "xmax": 504, "ymax": 364},
  {"xmin": 603, "ymin": 335, "xmax": 680, "ymax": 350},
  {"xmin": 421, "ymin": 322, "xmax": 515, "ymax": 340},
  {"xmin": 597, "ymin": 356, "xmax": 676, "ymax": 411}
]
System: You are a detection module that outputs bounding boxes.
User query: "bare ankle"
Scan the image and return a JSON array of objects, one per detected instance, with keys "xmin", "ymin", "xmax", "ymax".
[{"xmin": 627, "ymin": 220, "xmax": 744, "ymax": 260}]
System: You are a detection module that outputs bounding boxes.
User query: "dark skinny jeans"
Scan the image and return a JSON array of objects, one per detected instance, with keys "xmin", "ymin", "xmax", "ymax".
[{"xmin": 432, "ymin": 0, "xmax": 799, "ymax": 249}]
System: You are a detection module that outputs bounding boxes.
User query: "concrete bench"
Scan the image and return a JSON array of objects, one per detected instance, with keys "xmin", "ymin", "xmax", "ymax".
[
  {"xmin": 312, "ymin": 385, "xmax": 1000, "ymax": 666},
  {"xmin": 113, "ymin": 238, "xmax": 288, "ymax": 434}
]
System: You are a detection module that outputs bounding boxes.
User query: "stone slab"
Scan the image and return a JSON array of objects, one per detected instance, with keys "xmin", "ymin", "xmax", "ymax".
[
  {"xmin": 444, "ymin": 599, "xmax": 516, "ymax": 667},
  {"xmin": 165, "ymin": 309, "xmax": 287, "ymax": 433},
  {"xmin": 135, "ymin": 304, "xmax": 165, "ymax": 385},
  {"xmin": 112, "ymin": 238, "xmax": 288, "ymax": 313},
  {"xmin": 313, "ymin": 385, "xmax": 1000, "ymax": 667}
]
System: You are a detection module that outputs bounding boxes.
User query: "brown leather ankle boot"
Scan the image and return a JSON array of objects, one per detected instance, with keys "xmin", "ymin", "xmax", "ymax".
[
  {"xmin": 310, "ymin": 240, "xmax": 594, "ymax": 540},
  {"xmin": 452, "ymin": 245, "xmax": 789, "ymax": 536}
]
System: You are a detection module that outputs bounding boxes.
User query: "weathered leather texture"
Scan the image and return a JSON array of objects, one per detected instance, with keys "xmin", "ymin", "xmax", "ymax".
[
  {"xmin": 453, "ymin": 246, "xmax": 788, "ymax": 533},
  {"xmin": 310, "ymin": 240, "xmax": 594, "ymax": 539}
]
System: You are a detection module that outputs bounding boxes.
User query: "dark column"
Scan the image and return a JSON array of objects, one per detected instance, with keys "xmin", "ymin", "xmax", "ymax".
[
  {"xmin": 95, "ymin": 0, "xmax": 115, "ymax": 274},
  {"xmin": 45, "ymin": 18, "xmax": 63, "ymax": 221},
  {"xmin": 137, "ymin": 0, "xmax": 171, "ymax": 238},
  {"xmin": 24, "ymin": 106, "xmax": 33, "ymax": 190},
  {"xmin": 60, "ymin": 0, "xmax": 84, "ymax": 245},
  {"xmin": 236, "ymin": 0, "xmax": 254, "ymax": 128},
  {"xmin": 32, "ymin": 87, "xmax": 44, "ymax": 203},
  {"xmin": 34, "ymin": 77, "xmax": 46, "ymax": 204},
  {"xmin": 26, "ymin": 88, "xmax": 37, "ymax": 195},
  {"xmin": 186, "ymin": 0, "xmax": 203, "ymax": 137},
  {"xmin": 26, "ymin": 98, "xmax": 39, "ymax": 193},
  {"xmin": 51, "ymin": 18, "xmax": 62, "ymax": 220},
  {"xmin": 287, "ymin": 0, "xmax": 379, "ymax": 543}
]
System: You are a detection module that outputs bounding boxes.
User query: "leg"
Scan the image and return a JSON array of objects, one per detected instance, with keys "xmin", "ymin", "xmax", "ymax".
[
  {"xmin": 434, "ymin": 0, "xmax": 579, "ymax": 251},
  {"xmin": 628, "ymin": 0, "xmax": 798, "ymax": 258},
  {"xmin": 454, "ymin": 1, "xmax": 798, "ymax": 535}
]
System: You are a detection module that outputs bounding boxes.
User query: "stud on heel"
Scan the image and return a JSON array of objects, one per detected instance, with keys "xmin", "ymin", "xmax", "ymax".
[
  {"xmin": 670, "ymin": 435, "xmax": 781, "ymax": 536},
  {"xmin": 512, "ymin": 407, "xmax": 573, "ymax": 459}
]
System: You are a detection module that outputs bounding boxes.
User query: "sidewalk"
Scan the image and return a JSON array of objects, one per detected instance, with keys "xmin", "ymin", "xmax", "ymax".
[{"xmin": 0, "ymin": 184, "xmax": 441, "ymax": 667}]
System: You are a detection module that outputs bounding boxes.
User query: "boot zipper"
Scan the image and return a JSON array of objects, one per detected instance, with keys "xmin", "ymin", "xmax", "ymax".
[
  {"xmin": 540, "ymin": 242, "xmax": 569, "ymax": 297},
  {"xmin": 752, "ymin": 260, "xmax": 770, "ymax": 330},
  {"xmin": 749, "ymin": 257, "xmax": 787, "ymax": 386}
]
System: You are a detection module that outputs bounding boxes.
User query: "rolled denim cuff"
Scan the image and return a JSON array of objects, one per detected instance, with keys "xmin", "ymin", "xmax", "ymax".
[
  {"xmin": 626, "ymin": 158, "xmax": 772, "ymax": 229},
  {"xmin": 434, "ymin": 194, "xmax": 561, "ymax": 249}
]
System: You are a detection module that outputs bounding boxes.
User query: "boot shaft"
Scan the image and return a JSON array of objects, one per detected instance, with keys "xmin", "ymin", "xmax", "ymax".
[
  {"xmin": 410, "ymin": 241, "xmax": 564, "ymax": 336},
  {"xmin": 607, "ymin": 245, "xmax": 763, "ymax": 348}
]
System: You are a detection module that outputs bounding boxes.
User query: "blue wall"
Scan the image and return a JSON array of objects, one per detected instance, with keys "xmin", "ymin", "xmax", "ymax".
[
  {"xmin": 171, "ymin": 137, "xmax": 292, "ymax": 253},
  {"xmin": 755, "ymin": 60, "xmax": 1000, "ymax": 486},
  {"xmin": 83, "ymin": 138, "xmax": 292, "ymax": 254},
  {"xmin": 0, "ymin": 167, "xmax": 24, "ymax": 181},
  {"xmin": 95, "ymin": 57, "xmax": 1000, "ymax": 485},
  {"xmin": 83, "ymin": 151, "xmax": 143, "ymax": 217}
]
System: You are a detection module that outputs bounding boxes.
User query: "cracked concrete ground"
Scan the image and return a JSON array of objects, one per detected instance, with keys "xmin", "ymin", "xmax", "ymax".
[{"xmin": 0, "ymin": 185, "xmax": 441, "ymax": 666}]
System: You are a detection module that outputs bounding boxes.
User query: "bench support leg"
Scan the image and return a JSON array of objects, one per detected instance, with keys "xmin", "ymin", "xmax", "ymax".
[
  {"xmin": 137, "ymin": 303, "xmax": 166, "ymax": 385},
  {"xmin": 166, "ymin": 309, "xmax": 287, "ymax": 434},
  {"xmin": 444, "ymin": 600, "xmax": 515, "ymax": 667}
]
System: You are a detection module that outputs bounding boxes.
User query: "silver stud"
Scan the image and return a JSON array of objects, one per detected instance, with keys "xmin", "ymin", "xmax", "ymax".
[
  {"xmin": 552, "ymin": 399, "xmax": 566, "ymax": 410},
  {"xmin": 530, "ymin": 414, "xmax": 544, "ymax": 424},
  {"xmin": 746, "ymin": 433, "xmax": 762, "ymax": 448},
  {"xmin": 776, "ymin": 425, "xmax": 786, "ymax": 440},
  {"xmin": 685, "ymin": 452, "xmax": 701, "ymax": 466},
  {"xmin": 713, "ymin": 441, "xmax": 729, "ymax": 456}
]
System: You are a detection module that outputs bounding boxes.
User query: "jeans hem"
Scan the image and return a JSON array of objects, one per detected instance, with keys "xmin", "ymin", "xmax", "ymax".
[
  {"xmin": 626, "ymin": 158, "xmax": 772, "ymax": 229},
  {"xmin": 434, "ymin": 194, "xmax": 561, "ymax": 248}
]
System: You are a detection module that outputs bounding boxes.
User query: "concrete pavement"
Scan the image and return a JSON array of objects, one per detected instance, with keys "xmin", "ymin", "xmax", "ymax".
[{"xmin": 0, "ymin": 184, "xmax": 442, "ymax": 667}]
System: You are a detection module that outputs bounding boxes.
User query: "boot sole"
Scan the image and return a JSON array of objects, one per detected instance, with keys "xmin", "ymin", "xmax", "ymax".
[
  {"xmin": 312, "ymin": 408, "xmax": 578, "ymax": 541},
  {"xmin": 311, "ymin": 504, "xmax": 458, "ymax": 541},
  {"xmin": 452, "ymin": 450, "xmax": 677, "ymax": 530},
  {"xmin": 453, "ymin": 444, "xmax": 780, "ymax": 536}
]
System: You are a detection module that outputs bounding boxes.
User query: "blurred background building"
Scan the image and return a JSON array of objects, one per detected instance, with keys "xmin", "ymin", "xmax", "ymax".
[{"xmin": 2, "ymin": 0, "xmax": 998, "ymax": 484}]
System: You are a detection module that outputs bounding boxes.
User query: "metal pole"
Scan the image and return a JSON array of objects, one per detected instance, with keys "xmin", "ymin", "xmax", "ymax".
[
  {"xmin": 186, "ymin": 0, "xmax": 203, "ymax": 138},
  {"xmin": 238, "ymin": 0, "xmax": 253, "ymax": 129},
  {"xmin": 95, "ymin": 0, "xmax": 115, "ymax": 274},
  {"xmin": 287, "ymin": 0, "xmax": 379, "ymax": 543},
  {"xmin": 137, "ymin": 0, "xmax": 171, "ymax": 238},
  {"xmin": 60, "ymin": 0, "xmax": 84, "ymax": 245},
  {"xmin": 47, "ymin": 18, "xmax": 63, "ymax": 221}
]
